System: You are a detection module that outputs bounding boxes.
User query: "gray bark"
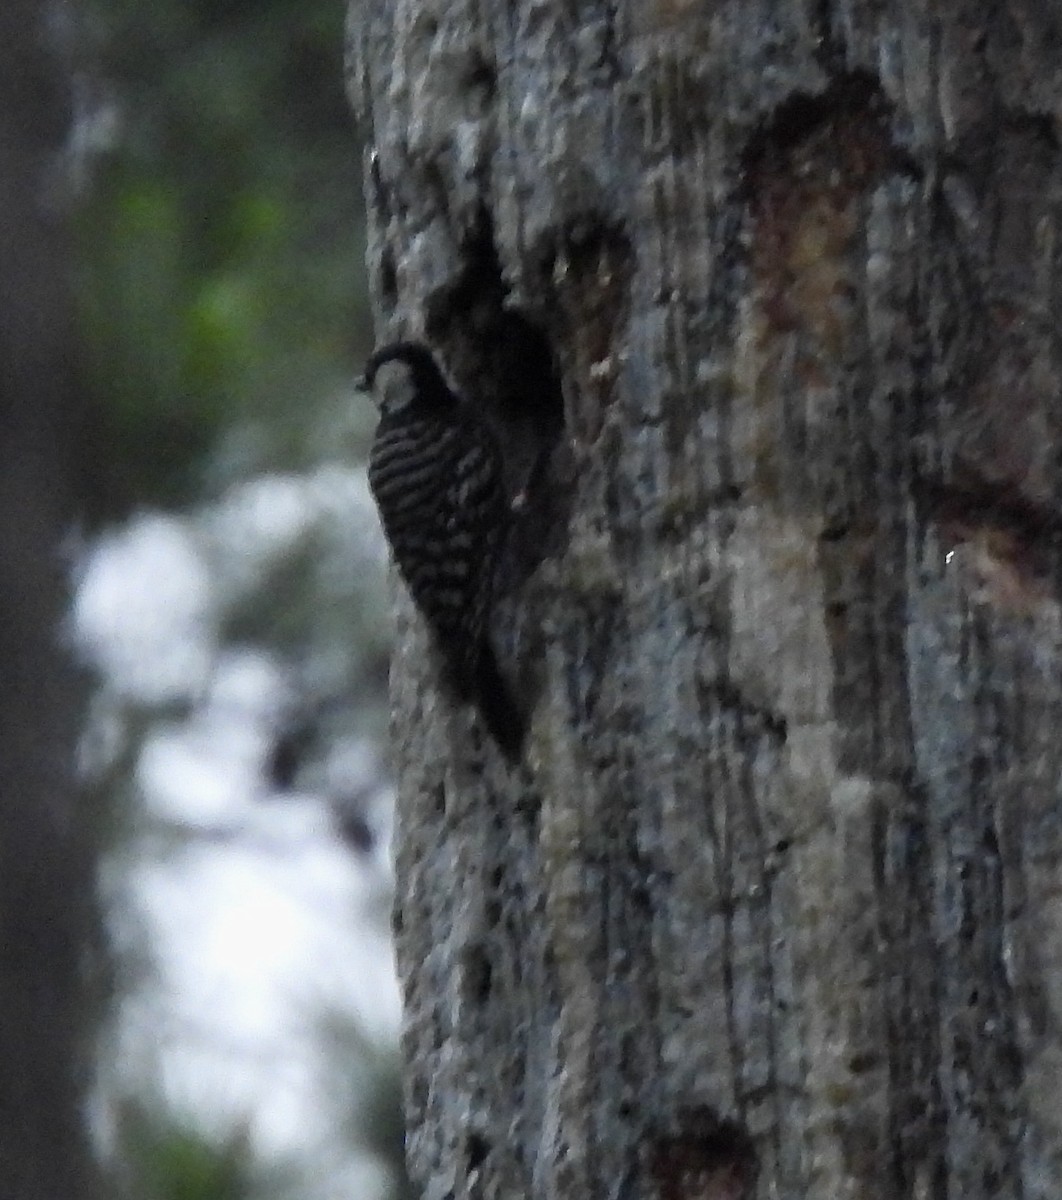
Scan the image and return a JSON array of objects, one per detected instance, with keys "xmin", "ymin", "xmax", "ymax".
[
  {"xmin": 0, "ymin": 3, "xmax": 105, "ymax": 1197},
  {"xmin": 349, "ymin": 3, "xmax": 1062, "ymax": 1198}
]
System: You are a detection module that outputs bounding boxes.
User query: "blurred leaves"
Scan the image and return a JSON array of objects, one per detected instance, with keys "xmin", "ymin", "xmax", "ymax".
[
  {"xmin": 113, "ymin": 1103, "xmax": 261, "ymax": 1200},
  {"xmin": 77, "ymin": 0, "xmax": 372, "ymax": 511}
]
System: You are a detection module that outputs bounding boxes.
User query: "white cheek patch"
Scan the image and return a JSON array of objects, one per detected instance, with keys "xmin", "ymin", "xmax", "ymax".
[{"xmin": 374, "ymin": 363, "xmax": 419, "ymax": 419}]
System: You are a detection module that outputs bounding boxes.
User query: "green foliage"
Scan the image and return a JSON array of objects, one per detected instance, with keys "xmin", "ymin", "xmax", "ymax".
[
  {"xmin": 78, "ymin": 0, "xmax": 373, "ymax": 510},
  {"xmin": 113, "ymin": 1100, "xmax": 262, "ymax": 1200}
]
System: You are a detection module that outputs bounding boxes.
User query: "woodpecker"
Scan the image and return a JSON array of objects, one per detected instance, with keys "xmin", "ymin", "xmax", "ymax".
[{"xmin": 359, "ymin": 340, "xmax": 525, "ymax": 762}]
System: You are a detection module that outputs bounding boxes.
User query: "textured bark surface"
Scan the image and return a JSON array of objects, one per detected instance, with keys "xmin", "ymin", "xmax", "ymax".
[
  {"xmin": 349, "ymin": 3, "xmax": 1062, "ymax": 1197},
  {"xmin": 0, "ymin": 4, "xmax": 105, "ymax": 1197}
]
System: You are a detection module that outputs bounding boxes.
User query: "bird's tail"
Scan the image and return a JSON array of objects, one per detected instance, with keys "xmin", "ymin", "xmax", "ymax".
[
  {"xmin": 475, "ymin": 648, "xmax": 526, "ymax": 763},
  {"xmin": 449, "ymin": 644, "xmax": 525, "ymax": 764}
]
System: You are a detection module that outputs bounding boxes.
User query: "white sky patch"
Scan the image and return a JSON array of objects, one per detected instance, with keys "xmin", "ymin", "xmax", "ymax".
[
  {"xmin": 72, "ymin": 514, "xmax": 215, "ymax": 702},
  {"xmin": 75, "ymin": 472, "xmax": 399, "ymax": 1197},
  {"xmin": 120, "ymin": 814, "xmax": 400, "ymax": 1158},
  {"xmin": 137, "ymin": 650, "xmax": 291, "ymax": 827},
  {"xmin": 201, "ymin": 467, "xmax": 388, "ymax": 605}
]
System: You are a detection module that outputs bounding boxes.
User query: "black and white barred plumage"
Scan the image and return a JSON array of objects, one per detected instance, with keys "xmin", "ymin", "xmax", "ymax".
[{"xmin": 361, "ymin": 341, "xmax": 525, "ymax": 761}]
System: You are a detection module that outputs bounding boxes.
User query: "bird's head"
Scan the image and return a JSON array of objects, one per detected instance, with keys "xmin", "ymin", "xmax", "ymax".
[{"xmin": 357, "ymin": 341, "xmax": 456, "ymax": 417}]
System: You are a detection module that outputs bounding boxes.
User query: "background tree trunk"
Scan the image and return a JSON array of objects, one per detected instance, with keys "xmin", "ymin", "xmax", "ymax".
[
  {"xmin": 350, "ymin": 2, "xmax": 1062, "ymax": 1197},
  {"xmin": 0, "ymin": 3, "xmax": 105, "ymax": 1196}
]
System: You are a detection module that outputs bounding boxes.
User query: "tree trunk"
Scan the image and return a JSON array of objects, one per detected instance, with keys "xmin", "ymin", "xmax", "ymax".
[
  {"xmin": 349, "ymin": 3, "xmax": 1062, "ymax": 1197},
  {"xmin": 0, "ymin": 3, "xmax": 105, "ymax": 1197}
]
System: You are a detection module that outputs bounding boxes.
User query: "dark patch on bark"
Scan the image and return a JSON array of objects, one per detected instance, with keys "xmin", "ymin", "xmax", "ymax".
[
  {"xmin": 916, "ymin": 474, "xmax": 1062, "ymax": 550},
  {"xmin": 650, "ymin": 1108, "xmax": 758, "ymax": 1200},
  {"xmin": 430, "ymin": 781, "xmax": 447, "ymax": 817},
  {"xmin": 947, "ymin": 110, "xmax": 1058, "ymax": 197},
  {"xmin": 872, "ymin": 784, "xmax": 948, "ymax": 1198},
  {"xmin": 594, "ymin": 0, "xmax": 623, "ymax": 86},
  {"xmin": 565, "ymin": 594, "xmax": 625, "ymax": 727},
  {"xmin": 818, "ymin": 514, "xmax": 915, "ymax": 779},
  {"xmin": 461, "ymin": 48, "xmax": 497, "ymax": 114},
  {"xmin": 946, "ymin": 607, "xmax": 1026, "ymax": 1193},
  {"xmin": 695, "ymin": 678, "xmax": 789, "ymax": 749},
  {"xmin": 367, "ymin": 145, "xmax": 391, "ymax": 216},
  {"xmin": 810, "ymin": 0, "xmax": 838, "ymax": 70},
  {"xmin": 465, "ymin": 1131, "xmax": 489, "ymax": 1173},
  {"xmin": 509, "ymin": 779, "xmax": 542, "ymax": 839},
  {"xmin": 461, "ymin": 942, "xmax": 494, "ymax": 1007},
  {"xmin": 743, "ymin": 74, "xmax": 899, "ymax": 353},
  {"xmin": 913, "ymin": 475, "xmax": 1062, "ymax": 611},
  {"xmin": 534, "ymin": 217, "xmax": 635, "ymax": 447},
  {"xmin": 741, "ymin": 71, "xmax": 901, "ymax": 195},
  {"xmin": 425, "ymin": 207, "xmax": 568, "ymax": 581},
  {"xmin": 925, "ymin": 117, "xmax": 1062, "ymax": 522},
  {"xmin": 377, "ymin": 244, "xmax": 398, "ymax": 311}
]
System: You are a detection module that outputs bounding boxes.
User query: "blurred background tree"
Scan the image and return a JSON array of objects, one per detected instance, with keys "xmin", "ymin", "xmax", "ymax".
[{"xmin": 0, "ymin": 0, "xmax": 106, "ymax": 1195}]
